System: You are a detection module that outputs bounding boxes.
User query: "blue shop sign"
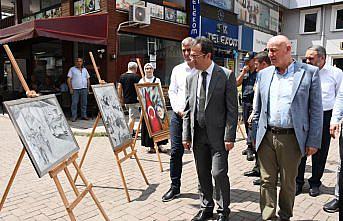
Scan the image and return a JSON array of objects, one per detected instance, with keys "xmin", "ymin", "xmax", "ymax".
[
  {"xmin": 201, "ymin": 17, "xmax": 238, "ymax": 49},
  {"xmin": 190, "ymin": 0, "xmax": 201, "ymax": 38}
]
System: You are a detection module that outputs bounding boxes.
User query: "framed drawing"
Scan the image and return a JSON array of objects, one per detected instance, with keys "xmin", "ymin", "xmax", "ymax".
[
  {"xmin": 92, "ymin": 83, "xmax": 132, "ymax": 151},
  {"xmin": 135, "ymin": 83, "xmax": 169, "ymax": 137},
  {"xmin": 3, "ymin": 94, "xmax": 79, "ymax": 178}
]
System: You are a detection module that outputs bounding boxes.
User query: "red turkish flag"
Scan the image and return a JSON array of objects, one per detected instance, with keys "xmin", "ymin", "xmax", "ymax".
[{"xmin": 145, "ymin": 90, "xmax": 162, "ymax": 133}]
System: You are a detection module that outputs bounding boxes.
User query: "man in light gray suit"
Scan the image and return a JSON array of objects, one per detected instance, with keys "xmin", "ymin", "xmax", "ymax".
[
  {"xmin": 252, "ymin": 35, "xmax": 323, "ymax": 220},
  {"xmin": 183, "ymin": 37, "xmax": 238, "ymax": 221}
]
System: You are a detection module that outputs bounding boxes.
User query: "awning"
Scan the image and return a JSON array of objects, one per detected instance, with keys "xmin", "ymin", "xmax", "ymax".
[{"xmin": 0, "ymin": 13, "xmax": 108, "ymax": 45}]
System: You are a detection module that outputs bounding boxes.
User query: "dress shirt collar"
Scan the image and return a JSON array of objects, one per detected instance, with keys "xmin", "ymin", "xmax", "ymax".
[
  {"xmin": 203, "ymin": 61, "xmax": 215, "ymax": 76},
  {"xmin": 275, "ymin": 60, "xmax": 295, "ymax": 76}
]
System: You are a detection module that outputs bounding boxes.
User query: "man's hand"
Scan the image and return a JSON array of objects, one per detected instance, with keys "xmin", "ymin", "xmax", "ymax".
[
  {"xmin": 330, "ymin": 124, "xmax": 340, "ymax": 139},
  {"xmin": 178, "ymin": 111, "xmax": 184, "ymax": 118},
  {"xmin": 247, "ymin": 113, "xmax": 253, "ymax": 124},
  {"xmin": 70, "ymin": 88, "xmax": 74, "ymax": 94},
  {"xmin": 305, "ymin": 147, "xmax": 318, "ymax": 156},
  {"xmin": 99, "ymin": 80, "xmax": 106, "ymax": 84},
  {"xmin": 26, "ymin": 90, "xmax": 38, "ymax": 98},
  {"xmin": 183, "ymin": 141, "xmax": 191, "ymax": 150},
  {"xmin": 242, "ymin": 65, "xmax": 250, "ymax": 73},
  {"xmin": 225, "ymin": 142, "xmax": 234, "ymax": 152}
]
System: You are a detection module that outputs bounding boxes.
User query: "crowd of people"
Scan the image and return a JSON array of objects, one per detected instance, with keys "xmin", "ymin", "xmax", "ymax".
[{"xmin": 25, "ymin": 34, "xmax": 342, "ymax": 221}]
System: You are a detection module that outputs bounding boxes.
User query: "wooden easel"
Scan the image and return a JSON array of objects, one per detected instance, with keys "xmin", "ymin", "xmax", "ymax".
[
  {"xmin": 0, "ymin": 45, "xmax": 109, "ymax": 221},
  {"xmin": 134, "ymin": 58, "xmax": 167, "ymax": 172},
  {"xmin": 73, "ymin": 52, "xmax": 149, "ymax": 202},
  {"xmin": 237, "ymin": 119, "xmax": 246, "ymax": 140}
]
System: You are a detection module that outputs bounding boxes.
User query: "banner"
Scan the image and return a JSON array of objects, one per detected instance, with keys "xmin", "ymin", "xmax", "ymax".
[{"xmin": 201, "ymin": 17, "xmax": 239, "ymax": 49}]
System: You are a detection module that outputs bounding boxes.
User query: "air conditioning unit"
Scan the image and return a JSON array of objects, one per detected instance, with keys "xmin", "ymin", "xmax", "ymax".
[{"xmin": 129, "ymin": 5, "xmax": 151, "ymax": 25}]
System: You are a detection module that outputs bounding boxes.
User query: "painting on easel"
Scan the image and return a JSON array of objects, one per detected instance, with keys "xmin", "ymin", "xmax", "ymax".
[
  {"xmin": 135, "ymin": 83, "xmax": 169, "ymax": 137},
  {"xmin": 92, "ymin": 83, "xmax": 132, "ymax": 151},
  {"xmin": 3, "ymin": 94, "xmax": 79, "ymax": 178}
]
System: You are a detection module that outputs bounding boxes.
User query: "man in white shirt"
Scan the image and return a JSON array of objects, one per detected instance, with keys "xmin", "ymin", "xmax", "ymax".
[
  {"xmin": 162, "ymin": 37, "xmax": 197, "ymax": 202},
  {"xmin": 296, "ymin": 45, "xmax": 343, "ymax": 197},
  {"xmin": 67, "ymin": 57, "xmax": 90, "ymax": 122}
]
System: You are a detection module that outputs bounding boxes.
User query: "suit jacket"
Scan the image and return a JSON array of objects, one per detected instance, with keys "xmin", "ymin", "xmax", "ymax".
[
  {"xmin": 253, "ymin": 61, "xmax": 323, "ymax": 156},
  {"xmin": 182, "ymin": 63, "xmax": 238, "ymax": 149}
]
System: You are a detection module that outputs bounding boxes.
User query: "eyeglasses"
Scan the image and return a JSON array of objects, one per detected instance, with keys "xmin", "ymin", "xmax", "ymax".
[
  {"xmin": 182, "ymin": 48, "xmax": 191, "ymax": 53},
  {"xmin": 145, "ymin": 67, "xmax": 153, "ymax": 70},
  {"xmin": 190, "ymin": 54, "xmax": 205, "ymax": 59}
]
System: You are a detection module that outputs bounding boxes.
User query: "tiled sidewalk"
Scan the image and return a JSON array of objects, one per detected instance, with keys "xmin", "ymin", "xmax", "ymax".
[{"xmin": 0, "ymin": 115, "xmax": 339, "ymax": 220}]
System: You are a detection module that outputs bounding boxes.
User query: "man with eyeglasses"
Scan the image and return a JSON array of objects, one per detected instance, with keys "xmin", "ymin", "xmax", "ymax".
[
  {"xmin": 294, "ymin": 46, "xmax": 343, "ymax": 211},
  {"xmin": 183, "ymin": 37, "xmax": 238, "ymax": 221},
  {"xmin": 162, "ymin": 37, "xmax": 197, "ymax": 202}
]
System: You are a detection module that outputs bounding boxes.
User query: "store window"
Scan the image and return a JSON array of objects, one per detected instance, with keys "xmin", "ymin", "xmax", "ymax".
[
  {"xmin": 299, "ymin": 8, "xmax": 321, "ymax": 34},
  {"xmin": 31, "ymin": 41, "xmax": 63, "ymax": 94},
  {"xmin": 331, "ymin": 5, "xmax": 343, "ymax": 31},
  {"xmin": 1, "ymin": 0, "xmax": 15, "ymax": 19},
  {"xmin": 118, "ymin": 34, "xmax": 183, "ymax": 85}
]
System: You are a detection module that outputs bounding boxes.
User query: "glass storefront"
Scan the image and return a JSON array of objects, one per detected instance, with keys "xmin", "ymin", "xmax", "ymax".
[{"xmin": 118, "ymin": 33, "xmax": 183, "ymax": 85}]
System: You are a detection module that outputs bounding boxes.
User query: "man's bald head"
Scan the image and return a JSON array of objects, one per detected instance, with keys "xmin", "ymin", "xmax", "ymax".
[{"xmin": 267, "ymin": 35, "xmax": 293, "ymax": 72}]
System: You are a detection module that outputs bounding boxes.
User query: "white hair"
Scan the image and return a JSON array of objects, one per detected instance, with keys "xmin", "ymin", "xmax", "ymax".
[{"xmin": 128, "ymin": 62, "xmax": 138, "ymax": 71}]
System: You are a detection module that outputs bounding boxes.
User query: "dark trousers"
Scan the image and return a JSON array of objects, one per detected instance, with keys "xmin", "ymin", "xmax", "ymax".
[
  {"xmin": 296, "ymin": 110, "xmax": 332, "ymax": 188},
  {"xmin": 243, "ymin": 102, "xmax": 253, "ymax": 149},
  {"xmin": 339, "ymin": 127, "xmax": 343, "ymax": 219},
  {"xmin": 71, "ymin": 88, "xmax": 88, "ymax": 120},
  {"xmin": 193, "ymin": 123, "xmax": 230, "ymax": 216},
  {"xmin": 169, "ymin": 112, "xmax": 184, "ymax": 190}
]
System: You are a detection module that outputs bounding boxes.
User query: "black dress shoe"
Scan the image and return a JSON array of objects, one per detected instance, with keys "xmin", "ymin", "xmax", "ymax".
[
  {"xmin": 295, "ymin": 184, "xmax": 302, "ymax": 196},
  {"xmin": 253, "ymin": 178, "xmax": 261, "ymax": 185},
  {"xmin": 243, "ymin": 170, "xmax": 260, "ymax": 177},
  {"xmin": 246, "ymin": 150, "xmax": 255, "ymax": 161},
  {"xmin": 309, "ymin": 186, "xmax": 320, "ymax": 197},
  {"xmin": 323, "ymin": 198, "xmax": 339, "ymax": 213},
  {"xmin": 161, "ymin": 188, "xmax": 180, "ymax": 202},
  {"xmin": 217, "ymin": 214, "xmax": 229, "ymax": 221},
  {"xmin": 191, "ymin": 210, "xmax": 213, "ymax": 221}
]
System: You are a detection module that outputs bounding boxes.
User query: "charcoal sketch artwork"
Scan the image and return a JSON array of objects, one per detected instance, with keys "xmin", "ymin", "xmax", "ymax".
[
  {"xmin": 4, "ymin": 94, "xmax": 79, "ymax": 178},
  {"xmin": 92, "ymin": 84, "xmax": 132, "ymax": 151}
]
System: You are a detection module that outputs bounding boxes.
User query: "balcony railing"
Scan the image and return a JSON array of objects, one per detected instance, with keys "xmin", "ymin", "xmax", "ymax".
[{"xmin": 0, "ymin": 16, "xmax": 15, "ymax": 29}]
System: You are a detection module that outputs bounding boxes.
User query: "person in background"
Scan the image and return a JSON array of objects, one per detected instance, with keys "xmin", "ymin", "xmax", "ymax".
[
  {"xmin": 162, "ymin": 37, "xmax": 197, "ymax": 202},
  {"xmin": 244, "ymin": 51, "xmax": 271, "ymax": 186},
  {"xmin": 139, "ymin": 62, "xmax": 168, "ymax": 154},
  {"xmin": 236, "ymin": 52, "xmax": 257, "ymax": 161},
  {"xmin": 324, "ymin": 80, "xmax": 343, "ymax": 214},
  {"xmin": 253, "ymin": 35, "xmax": 323, "ymax": 220},
  {"xmin": 67, "ymin": 57, "xmax": 90, "ymax": 122},
  {"xmin": 296, "ymin": 45, "xmax": 343, "ymax": 197},
  {"xmin": 117, "ymin": 61, "xmax": 141, "ymax": 136}
]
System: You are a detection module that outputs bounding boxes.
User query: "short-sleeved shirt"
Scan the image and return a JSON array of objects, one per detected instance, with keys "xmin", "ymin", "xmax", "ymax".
[
  {"xmin": 242, "ymin": 70, "xmax": 257, "ymax": 103},
  {"xmin": 118, "ymin": 72, "xmax": 141, "ymax": 104},
  {"xmin": 67, "ymin": 66, "xmax": 90, "ymax": 89}
]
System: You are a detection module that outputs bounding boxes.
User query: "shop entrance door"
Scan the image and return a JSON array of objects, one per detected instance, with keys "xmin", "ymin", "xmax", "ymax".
[{"xmin": 333, "ymin": 58, "xmax": 343, "ymax": 70}]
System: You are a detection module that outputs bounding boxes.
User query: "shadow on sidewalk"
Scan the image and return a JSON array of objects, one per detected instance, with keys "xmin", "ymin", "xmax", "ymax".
[
  {"xmin": 134, "ymin": 183, "xmax": 159, "ymax": 201},
  {"xmin": 230, "ymin": 188, "xmax": 259, "ymax": 203}
]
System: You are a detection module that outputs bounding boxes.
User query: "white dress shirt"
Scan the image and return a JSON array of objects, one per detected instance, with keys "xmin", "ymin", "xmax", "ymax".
[
  {"xmin": 168, "ymin": 62, "xmax": 197, "ymax": 113},
  {"xmin": 196, "ymin": 61, "xmax": 215, "ymax": 110},
  {"xmin": 67, "ymin": 66, "xmax": 90, "ymax": 89},
  {"xmin": 319, "ymin": 64, "xmax": 343, "ymax": 111}
]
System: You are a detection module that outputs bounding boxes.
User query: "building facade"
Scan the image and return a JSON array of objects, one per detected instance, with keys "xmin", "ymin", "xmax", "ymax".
[{"xmin": 281, "ymin": 0, "xmax": 343, "ymax": 69}]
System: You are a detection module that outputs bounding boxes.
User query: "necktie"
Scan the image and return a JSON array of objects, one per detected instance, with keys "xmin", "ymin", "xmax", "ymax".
[{"xmin": 197, "ymin": 71, "xmax": 207, "ymax": 128}]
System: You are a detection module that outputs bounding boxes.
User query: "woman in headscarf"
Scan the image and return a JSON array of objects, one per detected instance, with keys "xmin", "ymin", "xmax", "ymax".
[{"xmin": 139, "ymin": 63, "xmax": 168, "ymax": 153}]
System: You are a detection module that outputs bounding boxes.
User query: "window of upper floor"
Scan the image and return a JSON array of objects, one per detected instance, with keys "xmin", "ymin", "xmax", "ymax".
[
  {"xmin": 116, "ymin": 0, "xmax": 187, "ymax": 25},
  {"xmin": 74, "ymin": 0, "xmax": 101, "ymax": 16},
  {"xmin": 331, "ymin": 4, "xmax": 343, "ymax": 31},
  {"xmin": 299, "ymin": 8, "xmax": 321, "ymax": 34},
  {"xmin": 1, "ymin": 0, "xmax": 15, "ymax": 19},
  {"xmin": 22, "ymin": 0, "xmax": 61, "ymax": 22}
]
